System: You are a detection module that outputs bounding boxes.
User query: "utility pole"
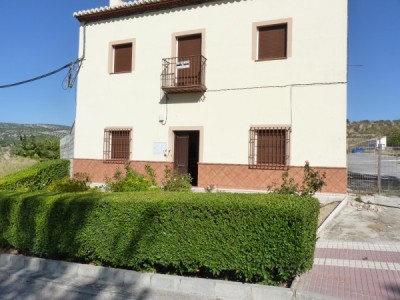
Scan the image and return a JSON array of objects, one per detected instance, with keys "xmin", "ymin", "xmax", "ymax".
[{"xmin": 377, "ymin": 139, "xmax": 382, "ymax": 194}]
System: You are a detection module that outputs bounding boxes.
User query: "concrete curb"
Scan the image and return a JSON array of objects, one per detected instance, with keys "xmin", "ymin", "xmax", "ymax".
[
  {"xmin": 0, "ymin": 253, "xmax": 294, "ymax": 300},
  {"xmin": 294, "ymin": 291, "xmax": 340, "ymax": 300},
  {"xmin": 0, "ymin": 254, "xmax": 341, "ymax": 300},
  {"xmin": 317, "ymin": 195, "xmax": 348, "ymax": 235}
]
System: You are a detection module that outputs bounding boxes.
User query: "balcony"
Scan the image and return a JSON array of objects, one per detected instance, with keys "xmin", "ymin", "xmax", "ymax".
[{"xmin": 161, "ymin": 55, "xmax": 207, "ymax": 94}]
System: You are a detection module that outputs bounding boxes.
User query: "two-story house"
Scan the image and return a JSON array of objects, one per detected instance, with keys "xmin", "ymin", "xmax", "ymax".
[{"xmin": 71, "ymin": 0, "xmax": 348, "ymax": 193}]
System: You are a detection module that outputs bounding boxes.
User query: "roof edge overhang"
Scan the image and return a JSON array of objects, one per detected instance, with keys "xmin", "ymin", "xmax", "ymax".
[{"xmin": 74, "ymin": 0, "xmax": 216, "ymax": 22}]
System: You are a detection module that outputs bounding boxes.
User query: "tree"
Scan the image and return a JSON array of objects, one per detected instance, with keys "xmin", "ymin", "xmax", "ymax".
[
  {"xmin": 12, "ymin": 135, "xmax": 60, "ymax": 160},
  {"xmin": 386, "ymin": 129, "xmax": 400, "ymax": 147}
]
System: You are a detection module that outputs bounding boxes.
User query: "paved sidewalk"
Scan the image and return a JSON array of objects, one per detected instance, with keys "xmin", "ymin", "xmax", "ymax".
[
  {"xmin": 295, "ymin": 242, "xmax": 400, "ymax": 299},
  {"xmin": 294, "ymin": 196, "xmax": 400, "ymax": 300}
]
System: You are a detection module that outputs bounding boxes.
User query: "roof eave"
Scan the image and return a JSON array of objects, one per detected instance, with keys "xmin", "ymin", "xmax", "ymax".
[{"xmin": 75, "ymin": 0, "xmax": 215, "ymax": 22}]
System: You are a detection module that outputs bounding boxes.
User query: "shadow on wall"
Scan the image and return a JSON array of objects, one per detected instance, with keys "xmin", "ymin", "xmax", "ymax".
[{"xmin": 159, "ymin": 92, "xmax": 205, "ymax": 104}]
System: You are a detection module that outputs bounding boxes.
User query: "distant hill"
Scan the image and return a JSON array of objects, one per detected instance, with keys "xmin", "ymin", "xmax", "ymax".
[
  {"xmin": 347, "ymin": 120, "xmax": 400, "ymax": 148},
  {"xmin": 348, "ymin": 119, "xmax": 400, "ymax": 136},
  {"xmin": 0, "ymin": 123, "xmax": 71, "ymax": 147}
]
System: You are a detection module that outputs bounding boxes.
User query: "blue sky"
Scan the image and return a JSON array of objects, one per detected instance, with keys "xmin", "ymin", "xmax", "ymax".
[
  {"xmin": 348, "ymin": 0, "xmax": 400, "ymax": 122},
  {"xmin": 0, "ymin": 0, "xmax": 398, "ymax": 126}
]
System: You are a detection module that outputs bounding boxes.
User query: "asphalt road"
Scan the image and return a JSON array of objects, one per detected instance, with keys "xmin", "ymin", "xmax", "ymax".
[{"xmin": 348, "ymin": 152, "xmax": 400, "ymax": 178}]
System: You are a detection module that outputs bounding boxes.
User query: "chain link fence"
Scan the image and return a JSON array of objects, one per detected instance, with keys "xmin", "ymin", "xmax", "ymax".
[{"xmin": 348, "ymin": 145, "xmax": 400, "ymax": 195}]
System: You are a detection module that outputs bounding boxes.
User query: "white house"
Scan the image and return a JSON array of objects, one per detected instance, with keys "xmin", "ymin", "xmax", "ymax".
[
  {"xmin": 368, "ymin": 136, "xmax": 387, "ymax": 150},
  {"xmin": 71, "ymin": 0, "xmax": 348, "ymax": 193}
]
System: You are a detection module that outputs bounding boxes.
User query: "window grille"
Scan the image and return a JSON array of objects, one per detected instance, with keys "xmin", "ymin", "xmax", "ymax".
[
  {"xmin": 103, "ymin": 128, "xmax": 131, "ymax": 162},
  {"xmin": 249, "ymin": 126, "xmax": 290, "ymax": 169}
]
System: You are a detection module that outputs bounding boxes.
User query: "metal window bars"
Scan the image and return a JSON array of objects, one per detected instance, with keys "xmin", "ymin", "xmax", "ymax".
[
  {"xmin": 249, "ymin": 127, "xmax": 290, "ymax": 169},
  {"xmin": 161, "ymin": 55, "xmax": 207, "ymax": 93},
  {"xmin": 103, "ymin": 128, "xmax": 131, "ymax": 162}
]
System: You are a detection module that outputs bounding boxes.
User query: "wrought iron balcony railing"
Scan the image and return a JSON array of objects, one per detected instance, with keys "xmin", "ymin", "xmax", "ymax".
[{"xmin": 161, "ymin": 55, "xmax": 207, "ymax": 93}]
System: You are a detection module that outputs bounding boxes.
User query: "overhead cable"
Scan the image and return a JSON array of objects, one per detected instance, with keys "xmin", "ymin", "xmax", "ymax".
[{"xmin": 0, "ymin": 59, "xmax": 82, "ymax": 89}]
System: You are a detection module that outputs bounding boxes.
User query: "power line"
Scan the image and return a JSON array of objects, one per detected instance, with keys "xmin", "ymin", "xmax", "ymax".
[
  {"xmin": 0, "ymin": 59, "xmax": 82, "ymax": 89},
  {"xmin": 206, "ymin": 81, "xmax": 347, "ymax": 93},
  {"xmin": 62, "ymin": 60, "xmax": 83, "ymax": 90},
  {"xmin": 0, "ymin": 24, "xmax": 87, "ymax": 90}
]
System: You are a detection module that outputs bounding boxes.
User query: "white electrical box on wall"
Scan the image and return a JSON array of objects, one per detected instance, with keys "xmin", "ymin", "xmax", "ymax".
[
  {"xmin": 158, "ymin": 114, "xmax": 166, "ymax": 123},
  {"xmin": 153, "ymin": 142, "xmax": 167, "ymax": 155}
]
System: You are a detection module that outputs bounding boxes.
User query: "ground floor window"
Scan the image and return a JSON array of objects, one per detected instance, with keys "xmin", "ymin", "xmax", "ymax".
[
  {"xmin": 249, "ymin": 126, "xmax": 290, "ymax": 169},
  {"xmin": 103, "ymin": 128, "xmax": 131, "ymax": 162}
]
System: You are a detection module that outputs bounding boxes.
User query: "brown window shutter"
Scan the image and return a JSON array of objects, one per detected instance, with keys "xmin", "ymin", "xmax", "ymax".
[
  {"xmin": 256, "ymin": 130, "xmax": 268, "ymax": 164},
  {"xmin": 177, "ymin": 34, "xmax": 202, "ymax": 86},
  {"xmin": 257, "ymin": 130, "xmax": 285, "ymax": 165},
  {"xmin": 111, "ymin": 130, "xmax": 130, "ymax": 160},
  {"xmin": 177, "ymin": 34, "xmax": 202, "ymax": 58},
  {"xmin": 114, "ymin": 43, "xmax": 132, "ymax": 73},
  {"xmin": 258, "ymin": 24, "xmax": 287, "ymax": 60}
]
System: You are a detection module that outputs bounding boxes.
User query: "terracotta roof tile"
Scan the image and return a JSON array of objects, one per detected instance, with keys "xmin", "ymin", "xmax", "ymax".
[{"xmin": 74, "ymin": 0, "xmax": 215, "ymax": 22}]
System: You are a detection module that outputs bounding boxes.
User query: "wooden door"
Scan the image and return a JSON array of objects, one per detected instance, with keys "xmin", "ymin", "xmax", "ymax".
[
  {"xmin": 177, "ymin": 34, "xmax": 201, "ymax": 86},
  {"xmin": 174, "ymin": 133, "xmax": 189, "ymax": 174}
]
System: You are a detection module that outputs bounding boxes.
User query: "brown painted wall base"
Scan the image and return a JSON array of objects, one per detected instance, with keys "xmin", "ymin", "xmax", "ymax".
[
  {"xmin": 198, "ymin": 163, "xmax": 347, "ymax": 194},
  {"xmin": 72, "ymin": 159, "xmax": 347, "ymax": 194},
  {"xmin": 73, "ymin": 159, "xmax": 173, "ymax": 185}
]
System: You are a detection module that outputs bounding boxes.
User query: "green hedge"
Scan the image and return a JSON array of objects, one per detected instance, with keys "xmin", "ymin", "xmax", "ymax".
[
  {"xmin": 0, "ymin": 191, "xmax": 319, "ymax": 285},
  {"xmin": 0, "ymin": 160, "xmax": 69, "ymax": 192}
]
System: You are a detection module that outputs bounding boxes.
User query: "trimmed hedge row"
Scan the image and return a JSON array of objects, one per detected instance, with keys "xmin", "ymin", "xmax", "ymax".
[
  {"xmin": 0, "ymin": 191, "xmax": 319, "ymax": 285},
  {"xmin": 0, "ymin": 160, "xmax": 69, "ymax": 192}
]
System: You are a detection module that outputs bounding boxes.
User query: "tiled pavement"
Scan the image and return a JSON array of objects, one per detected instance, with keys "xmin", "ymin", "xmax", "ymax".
[{"xmin": 295, "ymin": 241, "xmax": 400, "ymax": 300}]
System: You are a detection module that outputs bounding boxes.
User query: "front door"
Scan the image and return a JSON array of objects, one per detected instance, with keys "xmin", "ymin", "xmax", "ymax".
[
  {"xmin": 174, "ymin": 131, "xmax": 199, "ymax": 186},
  {"xmin": 177, "ymin": 34, "xmax": 202, "ymax": 86}
]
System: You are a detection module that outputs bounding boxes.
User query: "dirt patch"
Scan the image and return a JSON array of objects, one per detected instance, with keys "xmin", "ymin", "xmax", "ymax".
[
  {"xmin": 368, "ymin": 223, "xmax": 390, "ymax": 232},
  {"xmin": 318, "ymin": 202, "xmax": 340, "ymax": 226},
  {"xmin": 319, "ymin": 198, "xmax": 400, "ymax": 242},
  {"xmin": 0, "ymin": 147, "xmax": 38, "ymax": 178}
]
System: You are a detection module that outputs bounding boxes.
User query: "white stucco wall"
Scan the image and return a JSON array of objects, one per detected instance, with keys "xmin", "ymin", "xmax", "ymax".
[{"xmin": 74, "ymin": 0, "xmax": 348, "ymax": 168}]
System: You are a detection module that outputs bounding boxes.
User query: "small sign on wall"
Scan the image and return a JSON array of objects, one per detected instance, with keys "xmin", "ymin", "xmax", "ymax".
[
  {"xmin": 153, "ymin": 142, "xmax": 168, "ymax": 155},
  {"xmin": 176, "ymin": 60, "xmax": 190, "ymax": 69}
]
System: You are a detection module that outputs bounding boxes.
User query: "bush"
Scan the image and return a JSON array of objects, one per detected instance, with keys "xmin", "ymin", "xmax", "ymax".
[
  {"xmin": 0, "ymin": 191, "xmax": 319, "ymax": 285},
  {"xmin": 269, "ymin": 161, "xmax": 326, "ymax": 196},
  {"xmin": 300, "ymin": 162, "xmax": 326, "ymax": 195},
  {"xmin": 162, "ymin": 166, "xmax": 192, "ymax": 192},
  {"xmin": 0, "ymin": 160, "xmax": 69, "ymax": 192},
  {"xmin": 105, "ymin": 165, "xmax": 153, "ymax": 192},
  {"xmin": 47, "ymin": 173, "xmax": 91, "ymax": 193}
]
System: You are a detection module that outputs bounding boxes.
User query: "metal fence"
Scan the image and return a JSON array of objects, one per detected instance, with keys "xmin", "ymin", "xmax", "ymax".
[
  {"xmin": 348, "ymin": 146, "xmax": 400, "ymax": 195},
  {"xmin": 60, "ymin": 134, "xmax": 74, "ymax": 160}
]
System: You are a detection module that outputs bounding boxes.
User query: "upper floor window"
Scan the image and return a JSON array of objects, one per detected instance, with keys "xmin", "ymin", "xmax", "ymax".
[
  {"xmin": 109, "ymin": 39, "xmax": 136, "ymax": 74},
  {"xmin": 249, "ymin": 126, "xmax": 290, "ymax": 169},
  {"xmin": 252, "ymin": 18, "xmax": 292, "ymax": 61}
]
